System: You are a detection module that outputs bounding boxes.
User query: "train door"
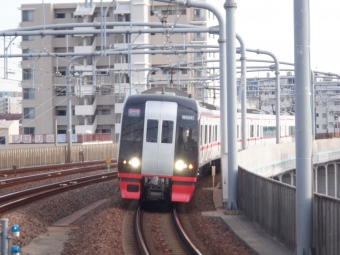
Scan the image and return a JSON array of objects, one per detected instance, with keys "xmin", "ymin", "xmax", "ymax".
[{"xmin": 141, "ymin": 101, "xmax": 177, "ymax": 176}]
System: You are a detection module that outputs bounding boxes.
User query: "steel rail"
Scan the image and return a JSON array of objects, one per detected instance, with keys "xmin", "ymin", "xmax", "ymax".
[
  {"xmin": 133, "ymin": 204, "xmax": 150, "ymax": 255},
  {"xmin": 0, "ymin": 165, "xmax": 117, "ymax": 187},
  {"xmin": 0, "ymin": 159, "xmax": 117, "ymax": 175},
  {"xmin": 0, "ymin": 173, "xmax": 117, "ymax": 213},
  {"xmin": 0, "ymin": 172, "xmax": 118, "ymax": 203},
  {"xmin": 171, "ymin": 206, "xmax": 203, "ymax": 255}
]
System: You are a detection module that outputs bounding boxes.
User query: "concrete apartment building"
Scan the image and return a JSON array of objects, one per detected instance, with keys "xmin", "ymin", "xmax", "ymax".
[
  {"xmin": 19, "ymin": 0, "xmax": 221, "ymax": 141},
  {"xmin": 0, "ymin": 96, "xmax": 22, "ymax": 114}
]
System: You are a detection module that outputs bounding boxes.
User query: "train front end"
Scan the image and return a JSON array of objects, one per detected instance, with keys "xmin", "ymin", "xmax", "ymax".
[{"xmin": 118, "ymin": 94, "xmax": 199, "ymax": 202}]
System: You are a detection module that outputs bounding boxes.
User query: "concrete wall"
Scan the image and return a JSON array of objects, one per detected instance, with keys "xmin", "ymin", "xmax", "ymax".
[{"xmin": 238, "ymin": 138, "xmax": 340, "ymax": 178}]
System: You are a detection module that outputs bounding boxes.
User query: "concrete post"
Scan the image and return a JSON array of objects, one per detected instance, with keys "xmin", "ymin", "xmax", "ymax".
[
  {"xmin": 294, "ymin": 0, "xmax": 313, "ymax": 253},
  {"xmin": 54, "ymin": 118, "xmax": 58, "ymax": 146},
  {"xmin": 1, "ymin": 218, "xmax": 8, "ymax": 255},
  {"xmin": 325, "ymin": 164, "xmax": 328, "ymax": 196},
  {"xmin": 66, "ymin": 56, "xmax": 85, "ymax": 163},
  {"xmin": 314, "ymin": 168, "xmax": 318, "ymax": 193},
  {"xmin": 225, "ymin": 0, "xmax": 238, "ymax": 210},
  {"xmin": 290, "ymin": 172, "xmax": 295, "ymax": 186}
]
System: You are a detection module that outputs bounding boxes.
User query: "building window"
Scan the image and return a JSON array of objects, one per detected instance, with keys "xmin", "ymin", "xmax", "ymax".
[
  {"xmin": 316, "ymin": 124, "xmax": 319, "ymax": 128},
  {"xmin": 102, "ymin": 109, "xmax": 111, "ymax": 115},
  {"xmin": 322, "ymin": 125, "xmax": 327, "ymax": 129},
  {"xmin": 22, "ymin": 10, "xmax": 34, "ymax": 21},
  {"xmin": 22, "ymin": 69, "xmax": 32, "ymax": 80},
  {"xmin": 56, "ymin": 110, "xmax": 66, "ymax": 116},
  {"xmin": 22, "ymin": 49, "xmax": 34, "ymax": 61},
  {"xmin": 322, "ymin": 113, "xmax": 327, "ymax": 118},
  {"xmin": 55, "ymin": 13, "xmax": 65, "ymax": 18},
  {"xmin": 23, "ymin": 108, "xmax": 35, "ymax": 119},
  {"xmin": 0, "ymin": 137, "xmax": 5, "ymax": 145},
  {"xmin": 24, "ymin": 127, "xmax": 35, "ymax": 134},
  {"xmin": 23, "ymin": 88, "xmax": 35, "ymax": 99},
  {"xmin": 22, "ymin": 35, "xmax": 34, "ymax": 41},
  {"xmin": 316, "ymin": 113, "xmax": 319, "ymax": 117}
]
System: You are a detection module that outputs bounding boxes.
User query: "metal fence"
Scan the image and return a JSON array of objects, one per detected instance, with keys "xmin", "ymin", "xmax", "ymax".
[
  {"xmin": 314, "ymin": 193, "xmax": 340, "ymax": 255},
  {"xmin": 0, "ymin": 143, "xmax": 118, "ymax": 169},
  {"xmin": 239, "ymin": 167, "xmax": 340, "ymax": 253},
  {"xmin": 238, "ymin": 168, "xmax": 296, "ymax": 251}
]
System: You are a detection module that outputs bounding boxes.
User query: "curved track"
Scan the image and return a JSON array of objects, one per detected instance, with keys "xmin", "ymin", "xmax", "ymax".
[
  {"xmin": 0, "ymin": 172, "xmax": 117, "ymax": 213},
  {"xmin": 132, "ymin": 203, "xmax": 203, "ymax": 255},
  {"xmin": 0, "ymin": 164, "xmax": 117, "ymax": 188}
]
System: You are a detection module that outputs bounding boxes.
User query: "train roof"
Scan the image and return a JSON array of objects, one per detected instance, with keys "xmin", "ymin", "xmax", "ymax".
[{"xmin": 125, "ymin": 93, "xmax": 199, "ymax": 110}]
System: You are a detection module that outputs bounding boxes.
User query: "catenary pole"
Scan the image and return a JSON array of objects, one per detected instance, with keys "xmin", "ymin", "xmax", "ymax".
[
  {"xmin": 225, "ymin": 0, "xmax": 238, "ymax": 210},
  {"xmin": 236, "ymin": 35, "xmax": 247, "ymax": 151},
  {"xmin": 66, "ymin": 56, "xmax": 84, "ymax": 163},
  {"xmin": 247, "ymin": 48, "xmax": 281, "ymax": 144},
  {"xmin": 155, "ymin": 0, "xmax": 228, "ymax": 204},
  {"xmin": 294, "ymin": 0, "xmax": 313, "ymax": 254}
]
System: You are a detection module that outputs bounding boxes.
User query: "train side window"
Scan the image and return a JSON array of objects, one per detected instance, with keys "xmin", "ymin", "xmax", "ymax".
[
  {"xmin": 161, "ymin": 120, "xmax": 174, "ymax": 143},
  {"xmin": 146, "ymin": 119, "xmax": 158, "ymax": 143},
  {"xmin": 257, "ymin": 125, "xmax": 259, "ymax": 137},
  {"xmin": 250, "ymin": 125, "xmax": 254, "ymax": 138},
  {"xmin": 200, "ymin": 125, "xmax": 203, "ymax": 145},
  {"xmin": 205, "ymin": 125, "xmax": 208, "ymax": 144},
  {"xmin": 215, "ymin": 125, "xmax": 217, "ymax": 142},
  {"xmin": 237, "ymin": 125, "xmax": 239, "ymax": 138},
  {"xmin": 209, "ymin": 125, "xmax": 212, "ymax": 143}
]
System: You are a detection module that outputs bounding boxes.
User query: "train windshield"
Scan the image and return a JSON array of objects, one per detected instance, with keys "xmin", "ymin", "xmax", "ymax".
[
  {"xmin": 121, "ymin": 104, "xmax": 145, "ymax": 145},
  {"xmin": 176, "ymin": 105, "xmax": 199, "ymax": 150}
]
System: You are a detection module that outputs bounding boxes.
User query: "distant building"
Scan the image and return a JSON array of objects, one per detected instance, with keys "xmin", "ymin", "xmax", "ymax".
[
  {"xmin": 0, "ymin": 96, "xmax": 22, "ymax": 114},
  {"xmin": 0, "ymin": 91, "xmax": 22, "ymax": 97},
  {"xmin": 0, "ymin": 120, "xmax": 19, "ymax": 145},
  {"xmin": 20, "ymin": 0, "xmax": 222, "ymax": 141}
]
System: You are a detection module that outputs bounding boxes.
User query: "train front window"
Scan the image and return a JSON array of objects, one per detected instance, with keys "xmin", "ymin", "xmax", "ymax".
[
  {"xmin": 161, "ymin": 120, "xmax": 174, "ymax": 143},
  {"xmin": 121, "ymin": 106, "xmax": 144, "ymax": 143},
  {"xmin": 146, "ymin": 119, "xmax": 158, "ymax": 143},
  {"xmin": 177, "ymin": 120, "xmax": 198, "ymax": 149}
]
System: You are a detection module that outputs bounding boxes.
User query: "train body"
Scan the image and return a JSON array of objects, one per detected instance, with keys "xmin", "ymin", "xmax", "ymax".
[{"xmin": 118, "ymin": 93, "xmax": 295, "ymax": 203}]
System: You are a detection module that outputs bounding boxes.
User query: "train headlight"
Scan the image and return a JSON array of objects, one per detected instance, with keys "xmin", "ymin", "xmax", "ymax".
[
  {"xmin": 129, "ymin": 157, "xmax": 140, "ymax": 168},
  {"xmin": 175, "ymin": 160, "xmax": 187, "ymax": 171}
]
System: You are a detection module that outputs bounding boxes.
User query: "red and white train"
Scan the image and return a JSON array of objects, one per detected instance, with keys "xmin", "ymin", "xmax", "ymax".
[{"xmin": 118, "ymin": 91, "xmax": 295, "ymax": 203}]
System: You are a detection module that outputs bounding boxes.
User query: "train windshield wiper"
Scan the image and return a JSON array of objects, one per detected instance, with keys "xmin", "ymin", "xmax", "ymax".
[{"xmin": 130, "ymin": 129, "xmax": 143, "ymax": 146}]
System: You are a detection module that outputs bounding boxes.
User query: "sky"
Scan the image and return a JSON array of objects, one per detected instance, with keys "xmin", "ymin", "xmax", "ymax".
[{"xmin": 0, "ymin": 0, "xmax": 339, "ymax": 91}]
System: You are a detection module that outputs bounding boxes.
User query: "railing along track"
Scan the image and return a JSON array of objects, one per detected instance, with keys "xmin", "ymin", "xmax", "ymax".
[{"xmin": 0, "ymin": 172, "xmax": 118, "ymax": 213}]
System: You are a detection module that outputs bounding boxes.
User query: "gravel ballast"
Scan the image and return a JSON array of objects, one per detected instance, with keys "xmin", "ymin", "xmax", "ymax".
[{"xmin": 2, "ymin": 173, "xmax": 255, "ymax": 255}]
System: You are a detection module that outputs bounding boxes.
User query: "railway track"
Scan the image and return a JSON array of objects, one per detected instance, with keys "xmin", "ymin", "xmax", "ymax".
[
  {"xmin": 0, "ymin": 159, "xmax": 117, "ymax": 177},
  {"xmin": 0, "ymin": 172, "xmax": 118, "ymax": 213},
  {"xmin": 0, "ymin": 164, "xmax": 117, "ymax": 188},
  {"xmin": 123, "ymin": 202, "xmax": 203, "ymax": 255}
]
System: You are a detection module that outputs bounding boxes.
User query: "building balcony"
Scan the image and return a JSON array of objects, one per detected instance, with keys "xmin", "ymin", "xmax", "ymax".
[
  {"xmin": 75, "ymin": 96, "xmax": 97, "ymax": 116},
  {"xmin": 55, "ymin": 115, "xmax": 78, "ymax": 125},
  {"xmin": 97, "ymin": 115, "xmax": 115, "ymax": 125},
  {"xmin": 74, "ymin": 38, "xmax": 96, "ymax": 54},
  {"xmin": 53, "ymin": 96, "xmax": 79, "ymax": 106},
  {"xmin": 75, "ymin": 116, "xmax": 97, "ymax": 134}
]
